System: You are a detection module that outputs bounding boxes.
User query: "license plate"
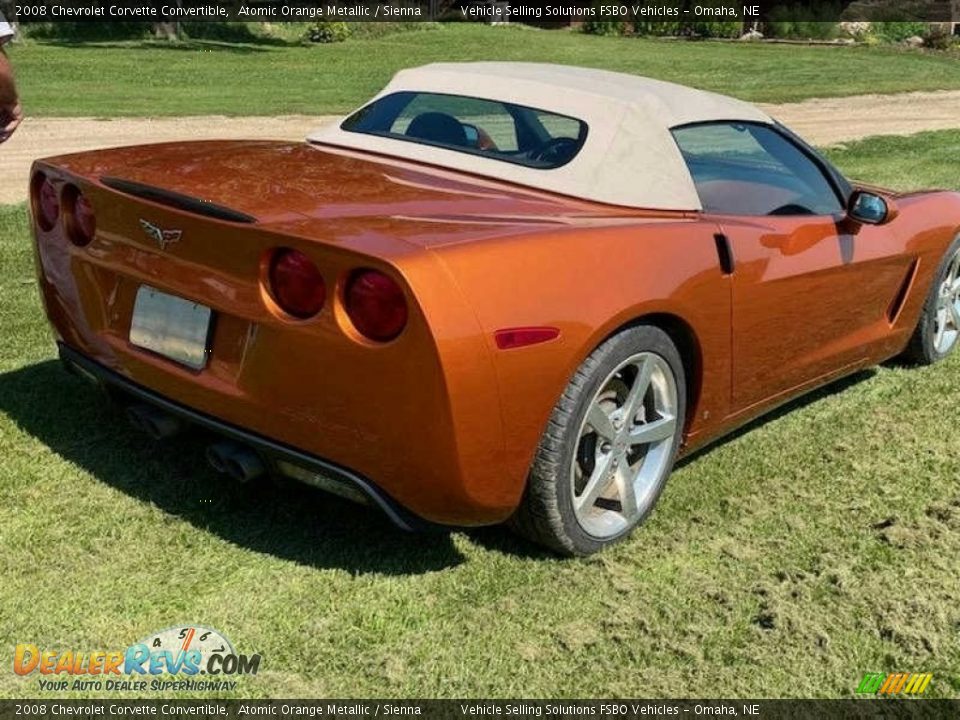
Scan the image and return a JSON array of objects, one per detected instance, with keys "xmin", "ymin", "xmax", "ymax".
[{"xmin": 130, "ymin": 286, "xmax": 212, "ymax": 370}]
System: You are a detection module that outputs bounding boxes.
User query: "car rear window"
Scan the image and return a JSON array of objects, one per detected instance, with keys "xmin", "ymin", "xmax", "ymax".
[{"xmin": 341, "ymin": 91, "xmax": 588, "ymax": 170}]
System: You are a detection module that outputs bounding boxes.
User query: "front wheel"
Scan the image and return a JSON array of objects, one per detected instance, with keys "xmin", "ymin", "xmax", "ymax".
[
  {"xmin": 510, "ymin": 325, "xmax": 686, "ymax": 556},
  {"xmin": 902, "ymin": 237, "xmax": 960, "ymax": 365}
]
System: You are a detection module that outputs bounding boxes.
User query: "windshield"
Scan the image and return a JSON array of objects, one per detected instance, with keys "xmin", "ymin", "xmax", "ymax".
[{"xmin": 341, "ymin": 91, "xmax": 588, "ymax": 170}]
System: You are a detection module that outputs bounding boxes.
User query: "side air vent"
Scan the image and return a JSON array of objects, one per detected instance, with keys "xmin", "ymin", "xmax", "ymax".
[
  {"xmin": 100, "ymin": 177, "xmax": 257, "ymax": 224},
  {"xmin": 887, "ymin": 259, "xmax": 919, "ymax": 324},
  {"xmin": 714, "ymin": 233, "xmax": 735, "ymax": 276}
]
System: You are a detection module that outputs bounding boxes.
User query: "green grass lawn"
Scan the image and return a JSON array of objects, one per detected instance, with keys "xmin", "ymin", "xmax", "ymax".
[
  {"xmin": 8, "ymin": 24, "xmax": 960, "ymax": 116},
  {"xmin": 1, "ymin": 131, "xmax": 959, "ymax": 699}
]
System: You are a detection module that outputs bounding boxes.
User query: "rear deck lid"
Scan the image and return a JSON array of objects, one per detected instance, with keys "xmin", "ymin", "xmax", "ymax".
[{"xmin": 44, "ymin": 140, "xmax": 612, "ymax": 228}]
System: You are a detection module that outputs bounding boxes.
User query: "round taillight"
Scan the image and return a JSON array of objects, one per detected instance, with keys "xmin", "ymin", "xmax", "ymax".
[
  {"xmin": 268, "ymin": 248, "xmax": 326, "ymax": 319},
  {"xmin": 65, "ymin": 186, "xmax": 96, "ymax": 247},
  {"xmin": 345, "ymin": 269, "xmax": 408, "ymax": 342},
  {"xmin": 35, "ymin": 174, "xmax": 60, "ymax": 231}
]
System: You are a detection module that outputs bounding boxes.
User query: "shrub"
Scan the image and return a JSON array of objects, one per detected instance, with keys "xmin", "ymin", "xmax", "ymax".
[
  {"xmin": 765, "ymin": 21, "xmax": 842, "ymax": 40},
  {"xmin": 684, "ymin": 21, "xmax": 742, "ymax": 39},
  {"xmin": 678, "ymin": 0, "xmax": 742, "ymax": 38},
  {"xmin": 581, "ymin": 19, "xmax": 628, "ymax": 37},
  {"xmin": 582, "ymin": 20, "xmax": 627, "ymax": 37},
  {"xmin": 635, "ymin": 20, "xmax": 740, "ymax": 39},
  {"xmin": 18, "ymin": 21, "xmax": 151, "ymax": 41},
  {"xmin": 766, "ymin": 4, "xmax": 842, "ymax": 39},
  {"xmin": 181, "ymin": 22, "xmax": 264, "ymax": 43},
  {"xmin": 581, "ymin": 0, "xmax": 628, "ymax": 36},
  {"xmin": 632, "ymin": 22, "xmax": 682, "ymax": 37},
  {"xmin": 869, "ymin": 21, "xmax": 929, "ymax": 42},
  {"xmin": 922, "ymin": 25, "xmax": 953, "ymax": 50},
  {"xmin": 765, "ymin": 20, "xmax": 841, "ymax": 40},
  {"xmin": 304, "ymin": 21, "xmax": 351, "ymax": 44}
]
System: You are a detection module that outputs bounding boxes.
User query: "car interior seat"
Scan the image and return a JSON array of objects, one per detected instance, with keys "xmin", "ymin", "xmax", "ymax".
[{"xmin": 406, "ymin": 112, "xmax": 469, "ymax": 148}]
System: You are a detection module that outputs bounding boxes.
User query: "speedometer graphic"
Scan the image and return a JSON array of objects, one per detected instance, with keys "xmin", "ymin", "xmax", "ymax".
[{"xmin": 135, "ymin": 625, "xmax": 235, "ymax": 671}]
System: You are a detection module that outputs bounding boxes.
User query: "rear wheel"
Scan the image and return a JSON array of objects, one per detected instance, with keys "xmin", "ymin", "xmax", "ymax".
[
  {"xmin": 902, "ymin": 237, "xmax": 960, "ymax": 365},
  {"xmin": 510, "ymin": 325, "xmax": 686, "ymax": 556}
]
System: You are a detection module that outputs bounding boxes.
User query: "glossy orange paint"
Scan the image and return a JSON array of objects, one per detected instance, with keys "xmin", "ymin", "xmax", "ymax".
[{"xmin": 29, "ymin": 140, "xmax": 960, "ymax": 526}]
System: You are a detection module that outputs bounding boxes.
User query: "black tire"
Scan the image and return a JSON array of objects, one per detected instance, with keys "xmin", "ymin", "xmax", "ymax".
[
  {"xmin": 901, "ymin": 235, "xmax": 960, "ymax": 366},
  {"xmin": 509, "ymin": 325, "xmax": 686, "ymax": 556}
]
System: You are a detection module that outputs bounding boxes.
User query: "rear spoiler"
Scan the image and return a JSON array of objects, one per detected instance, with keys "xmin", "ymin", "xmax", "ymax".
[{"xmin": 101, "ymin": 176, "xmax": 257, "ymax": 224}]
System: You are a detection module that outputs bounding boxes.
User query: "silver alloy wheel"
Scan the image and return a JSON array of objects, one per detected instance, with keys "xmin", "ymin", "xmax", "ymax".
[
  {"xmin": 934, "ymin": 249, "xmax": 960, "ymax": 355},
  {"xmin": 571, "ymin": 351, "xmax": 678, "ymax": 539}
]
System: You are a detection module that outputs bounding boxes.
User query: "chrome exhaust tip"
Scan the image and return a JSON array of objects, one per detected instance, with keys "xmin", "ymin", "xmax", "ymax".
[
  {"xmin": 205, "ymin": 442, "xmax": 231, "ymax": 474},
  {"xmin": 206, "ymin": 441, "xmax": 265, "ymax": 483},
  {"xmin": 126, "ymin": 404, "xmax": 183, "ymax": 440}
]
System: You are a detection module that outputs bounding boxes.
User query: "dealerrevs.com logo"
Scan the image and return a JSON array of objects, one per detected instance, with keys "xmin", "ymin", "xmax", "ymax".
[{"xmin": 14, "ymin": 625, "xmax": 262, "ymax": 693}]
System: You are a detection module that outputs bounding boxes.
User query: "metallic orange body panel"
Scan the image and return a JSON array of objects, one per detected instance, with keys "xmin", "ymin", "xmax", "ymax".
[{"xmin": 30, "ymin": 140, "xmax": 960, "ymax": 526}]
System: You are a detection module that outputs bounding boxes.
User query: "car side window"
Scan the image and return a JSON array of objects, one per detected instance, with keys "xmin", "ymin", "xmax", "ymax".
[
  {"xmin": 671, "ymin": 122, "xmax": 844, "ymax": 217},
  {"xmin": 342, "ymin": 91, "xmax": 588, "ymax": 169}
]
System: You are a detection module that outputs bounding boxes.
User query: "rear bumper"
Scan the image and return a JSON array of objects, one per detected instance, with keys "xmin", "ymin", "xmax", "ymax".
[
  {"xmin": 32, "ymin": 164, "xmax": 520, "ymax": 527},
  {"xmin": 58, "ymin": 342, "xmax": 432, "ymax": 532}
]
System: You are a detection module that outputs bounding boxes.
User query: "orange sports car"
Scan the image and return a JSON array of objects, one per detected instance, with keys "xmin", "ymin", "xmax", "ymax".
[{"xmin": 30, "ymin": 63, "xmax": 960, "ymax": 555}]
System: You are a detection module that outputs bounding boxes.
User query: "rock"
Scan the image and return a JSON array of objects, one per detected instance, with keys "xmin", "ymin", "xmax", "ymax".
[{"xmin": 840, "ymin": 21, "xmax": 871, "ymax": 39}]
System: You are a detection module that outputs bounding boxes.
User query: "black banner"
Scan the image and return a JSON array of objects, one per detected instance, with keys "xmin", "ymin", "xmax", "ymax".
[
  {"xmin": 1, "ymin": 701, "xmax": 960, "ymax": 720},
  {"xmin": 5, "ymin": 1, "xmax": 959, "ymax": 23}
]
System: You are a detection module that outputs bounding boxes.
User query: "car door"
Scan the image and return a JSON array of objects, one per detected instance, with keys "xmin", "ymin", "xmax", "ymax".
[{"xmin": 672, "ymin": 122, "xmax": 913, "ymax": 412}]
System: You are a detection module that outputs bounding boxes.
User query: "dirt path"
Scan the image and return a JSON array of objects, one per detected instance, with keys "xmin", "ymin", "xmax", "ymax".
[
  {"xmin": 3, "ymin": 90, "xmax": 960, "ymax": 206},
  {"xmin": 757, "ymin": 90, "xmax": 960, "ymax": 147},
  {"xmin": 0, "ymin": 115, "xmax": 333, "ymax": 205}
]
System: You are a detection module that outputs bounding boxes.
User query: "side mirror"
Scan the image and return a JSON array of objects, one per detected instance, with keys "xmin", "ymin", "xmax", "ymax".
[{"xmin": 848, "ymin": 190, "xmax": 895, "ymax": 225}]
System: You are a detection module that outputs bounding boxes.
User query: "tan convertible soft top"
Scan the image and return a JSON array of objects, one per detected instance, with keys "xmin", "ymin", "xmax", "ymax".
[{"xmin": 308, "ymin": 62, "xmax": 773, "ymax": 211}]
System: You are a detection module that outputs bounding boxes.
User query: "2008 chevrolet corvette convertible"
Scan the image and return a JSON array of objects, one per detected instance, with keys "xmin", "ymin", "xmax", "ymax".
[{"xmin": 30, "ymin": 63, "xmax": 960, "ymax": 554}]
